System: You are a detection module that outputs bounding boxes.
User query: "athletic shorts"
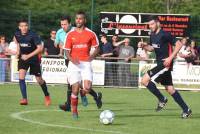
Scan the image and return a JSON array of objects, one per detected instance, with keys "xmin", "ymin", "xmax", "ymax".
[
  {"xmin": 18, "ymin": 59, "xmax": 41, "ymax": 77},
  {"xmin": 67, "ymin": 61, "xmax": 93, "ymax": 85},
  {"xmin": 147, "ymin": 63, "xmax": 173, "ymax": 86}
]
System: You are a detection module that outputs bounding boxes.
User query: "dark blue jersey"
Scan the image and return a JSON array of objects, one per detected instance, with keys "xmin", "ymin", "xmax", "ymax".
[
  {"xmin": 150, "ymin": 29, "xmax": 176, "ymax": 63},
  {"xmin": 14, "ymin": 30, "xmax": 42, "ymax": 61}
]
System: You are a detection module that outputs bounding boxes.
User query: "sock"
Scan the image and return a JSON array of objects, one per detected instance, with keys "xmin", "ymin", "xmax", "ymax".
[
  {"xmin": 19, "ymin": 79, "xmax": 27, "ymax": 99},
  {"xmin": 65, "ymin": 84, "xmax": 72, "ymax": 105},
  {"xmin": 71, "ymin": 94, "xmax": 78, "ymax": 114},
  {"xmin": 89, "ymin": 89, "xmax": 98, "ymax": 100},
  {"xmin": 172, "ymin": 90, "xmax": 189, "ymax": 112},
  {"xmin": 40, "ymin": 81, "xmax": 49, "ymax": 96},
  {"xmin": 146, "ymin": 81, "xmax": 165, "ymax": 102}
]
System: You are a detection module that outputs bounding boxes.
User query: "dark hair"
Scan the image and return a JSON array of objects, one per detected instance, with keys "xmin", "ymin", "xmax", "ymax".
[
  {"xmin": 101, "ymin": 34, "xmax": 107, "ymax": 39},
  {"xmin": 60, "ymin": 15, "xmax": 71, "ymax": 23},
  {"xmin": 76, "ymin": 11, "xmax": 86, "ymax": 18},
  {"xmin": 18, "ymin": 19, "xmax": 28, "ymax": 24},
  {"xmin": 148, "ymin": 15, "xmax": 159, "ymax": 22}
]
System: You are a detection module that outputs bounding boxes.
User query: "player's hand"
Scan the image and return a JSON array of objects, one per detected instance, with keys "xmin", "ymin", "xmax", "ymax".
[
  {"xmin": 21, "ymin": 54, "xmax": 30, "ymax": 61},
  {"xmin": 71, "ymin": 58, "xmax": 80, "ymax": 65},
  {"xmin": 163, "ymin": 56, "xmax": 173, "ymax": 67}
]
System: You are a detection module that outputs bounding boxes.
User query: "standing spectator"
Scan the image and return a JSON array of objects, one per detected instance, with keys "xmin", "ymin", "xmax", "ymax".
[
  {"xmin": 190, "ymin": 40, "xmax": 198, "ymax": 65},
  {"xmin": 111, "ymin": 35, "xmax": 120, "ymax": 85},
  {"xmin": 112, "ymin": 35, "xmax": 120, "ymax": 57},
  {"xmin": 0, "ymin": 35, "xmax": 9, "ymax": 82},
  {"xmin": 176, "ymin": 37, "xmax": 188, "ymax": 65},
  {"xmin": 100, "ymin": 34, "xmax": 113, "ymax": 85},
  {"xmin": 115, "ymin": 38, "xmax": 135, "ymax": 86},
  {"xmin": 44, "ymin": 30, "xmax": 60, "ymax": 56},
  {"xmin": 136, "ymin": 40, "xmax": 149, "ymax": 64}
]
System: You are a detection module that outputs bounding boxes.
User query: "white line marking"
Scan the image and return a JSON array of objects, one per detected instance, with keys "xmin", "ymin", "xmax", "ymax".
[{"xmin": 10, "ymin": 109, "xmax": 127, "ymax": 134}]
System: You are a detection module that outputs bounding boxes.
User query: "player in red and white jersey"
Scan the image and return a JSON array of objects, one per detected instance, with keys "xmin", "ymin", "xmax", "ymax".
[{"xmin": 63, "ymin": 11, "xmax": 100, "ymax": 119}]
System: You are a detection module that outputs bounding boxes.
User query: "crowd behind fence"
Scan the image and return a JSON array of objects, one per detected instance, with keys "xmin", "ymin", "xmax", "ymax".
[{"xmin": 1, "ymin": 57, "xmax": 200, "ymax": 91}]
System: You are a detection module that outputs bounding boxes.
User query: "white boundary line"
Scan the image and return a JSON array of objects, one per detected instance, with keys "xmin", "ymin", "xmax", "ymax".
[{"xmin": 10, "ymin": 109, "xmax": 127, "ymax": 134}]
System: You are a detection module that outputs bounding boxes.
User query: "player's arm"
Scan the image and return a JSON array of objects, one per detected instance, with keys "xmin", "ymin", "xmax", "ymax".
[
  {"xmin": 13, "ymin": 36, "xmax": 20, "ymax": 58},
  {"xmin": 21, "ymin": 44, "xmax": 43, "ymax": 61},
  {"xmin": 163, "ymin": 40, "xmax": 183, "ymax": 67},
  {"xmin": 140, "ymin": 42, "xmax": 154, "ymax": 52},
  {"xmin": 55, "ymin": 31, "xmax": 63, "ymax": 56},
  {"xmin": 90, "ymin": 46, "xmax": 100, "ymax": 60}
]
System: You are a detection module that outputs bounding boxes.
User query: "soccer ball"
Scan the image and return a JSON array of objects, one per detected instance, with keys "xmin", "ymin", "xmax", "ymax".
[{"xmin": 99, "ymin": 110, "xmax": 115, "ymax": 125}]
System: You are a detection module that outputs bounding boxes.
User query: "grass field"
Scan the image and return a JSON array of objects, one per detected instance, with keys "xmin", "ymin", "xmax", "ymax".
[{"xmin": 0, "ymin": 84, "xmax": 200, "ymax": 134}]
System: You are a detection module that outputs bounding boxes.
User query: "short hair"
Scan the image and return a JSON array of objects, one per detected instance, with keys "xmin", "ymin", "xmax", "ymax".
[
  {"xmin": 148, "ymin": 15, "xmax": 159, "ymax": 22},
  {"xmin": 101, "ymin": 34, "xmax": 107, "ymax": 39},
  {"xmin": 76, "ymin": 11, "xmax": 86, "ymax": 18},
  {"xmin": 18, "ymin": 19, "xmax": 28, "ymax": 24},
  {"xmin": 60, "ymin": 15, "xmax": 71, "ymax": 23}
]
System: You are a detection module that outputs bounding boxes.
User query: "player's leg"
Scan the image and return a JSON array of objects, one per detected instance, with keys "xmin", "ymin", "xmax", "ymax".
[
  {"xmin": 163, "ymin": 72, "xmax": 192, "ymax": 118},
  {"xmin": 67, "ymin": 61, "xmax": 81, "ymax": 118},
  {"xmin": 81, "ymin": 61, "xmax": 102, "ymax": 109},
  {"xmin": 141, "ymin": 65, "xmax": 168, "ymax": 111},
  {"xmin": 19, "ymin": 69, "xmax": 28, "ymax": 105},
  {"xmin": 18, "ymin": 59, "xmax": 29, "ymax": 105},
  {"xmin": 71, "ymin": 82, "xmax": 80, "ymax": 119},
  {"xmin": 59, "ymin": 59, "xmax": 72, "ymax": 111},
  {"xmin": 31, "ymin": 62, "xmax": 51, "ymax": 106}
]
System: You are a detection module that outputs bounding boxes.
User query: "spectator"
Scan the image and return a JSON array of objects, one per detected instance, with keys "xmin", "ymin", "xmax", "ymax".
[
  {"xmin": 190, "ymin": 40, "xmax": 198, "ymax": 65},
  {"xmin": 44, "ymin": 30, "xmax": 60, "ymax": 56},
  {"xmin": 100, "ymin": 34, "xmax": 113, "ymax": 85},
  {"xmin": 136, "ymin": 40, "xmax": 149, "ymax": 64},
  {"xmin": 112, "ymin": 35, "xmax": 120, "ymax": 57},
  {"xmin": 0, "ymin": 35, "xmax": 9, "ymax": 82},
  {"xmin": 7, "ymin": 37, "xmax": 18, "ymax": 56},
  {"xmin": 115, "ymin": 38, "xmax": 135, "ymax": 86},
  {"xmin": 100, "ymin": 34, "xmax": 113, "ymax": 58},
  {"xmin": 176, "ymin": 37, "xmax": 189, "ymax": 65}
]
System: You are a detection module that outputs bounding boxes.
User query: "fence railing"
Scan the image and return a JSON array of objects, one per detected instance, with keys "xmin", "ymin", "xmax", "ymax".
[{"xmin": 1, "ymin": 57, "xmax": 200, "ymax": 90}]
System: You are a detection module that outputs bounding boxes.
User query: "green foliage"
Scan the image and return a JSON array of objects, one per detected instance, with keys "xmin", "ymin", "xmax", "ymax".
[{"xmin": 0, "ymin": 0, "xmax": 200, "ymax": 43}]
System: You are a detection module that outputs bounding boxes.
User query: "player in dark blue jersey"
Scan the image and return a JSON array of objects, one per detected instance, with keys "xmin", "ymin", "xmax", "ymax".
[
  {"xmin": 14, "ymin": 19, "xmax": 51, "ymax": 106},
  {"xmin": 140, "ymin": 16, "xmax": 191, "ymax": 118}
]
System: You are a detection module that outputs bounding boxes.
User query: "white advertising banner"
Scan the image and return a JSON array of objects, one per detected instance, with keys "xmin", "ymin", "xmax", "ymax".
[
  {"xmin": 139, "ymin": 63, "xmax": 200, "ymax": 87},
  {"xmin": 41, "ymin": 58, "xmax": 68, "ymax": 84},
  {"xmin": 11, "ymin": 58, "xmax": 105, "ymax": 85}
]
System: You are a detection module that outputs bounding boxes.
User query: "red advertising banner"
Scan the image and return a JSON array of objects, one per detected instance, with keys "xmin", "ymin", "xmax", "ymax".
[{"xmin": 100, "ymin": 12, "xmax": 190, "ymax": 38}]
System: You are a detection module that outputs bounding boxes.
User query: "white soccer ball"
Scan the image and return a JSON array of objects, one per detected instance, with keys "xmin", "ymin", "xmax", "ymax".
[{"xmin": 99, "ymin": 110, "xmax": 115, "ymax": 125}]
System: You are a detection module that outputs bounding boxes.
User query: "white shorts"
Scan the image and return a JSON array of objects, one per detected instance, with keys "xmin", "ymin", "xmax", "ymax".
[{"xmin": 67, "ymin": 61, "xmax": 93, "ymax": 85}]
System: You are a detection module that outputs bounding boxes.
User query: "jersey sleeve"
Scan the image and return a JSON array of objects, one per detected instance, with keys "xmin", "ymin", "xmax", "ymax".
[
  {"xmin": 166, "ymin": 32, "xmax": 176, "ymax": 46},
  {"xmin": 55, "ymin": 31, "xmax": 60, "ymax": 45},
  {"xmin": 91, "ymin": 32, "xmax": 99, "ymax": 47},
  {"xmin": 63, "ymin": 33, "xmax": 72, "ymax": 50},
  {"xmin": 33, "ymin": 33, "xmax": 42, "ymax": 46}
]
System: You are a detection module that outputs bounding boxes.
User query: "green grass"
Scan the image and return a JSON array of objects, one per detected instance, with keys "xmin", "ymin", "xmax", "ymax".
[{"xmin": 0, "ymin": 84, "xmax": 200, "ymax": 134}]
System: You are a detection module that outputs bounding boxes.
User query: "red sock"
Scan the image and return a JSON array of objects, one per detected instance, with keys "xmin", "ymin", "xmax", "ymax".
[{"xmin": 71, "ymin": 94, "xmax": 78, "ymax": 114}]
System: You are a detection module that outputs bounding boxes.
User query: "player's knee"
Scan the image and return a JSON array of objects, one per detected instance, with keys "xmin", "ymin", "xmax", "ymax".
[
  {"xmin": 166, "ymin": 87, "xmax": 175, "ymax": 95},
  {"xmin": 141, "ymin": 77, "xmax": 149, "ymax": 86}
]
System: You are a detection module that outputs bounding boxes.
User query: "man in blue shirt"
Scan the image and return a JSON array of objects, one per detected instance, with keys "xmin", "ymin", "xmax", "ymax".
[
  {"xmin": 140, "ymin": 16, "xmax": 191, "ymax": 118},
  {"xmin": 15, "ymin": 19, "xmax": 51, "ymax": 106}
]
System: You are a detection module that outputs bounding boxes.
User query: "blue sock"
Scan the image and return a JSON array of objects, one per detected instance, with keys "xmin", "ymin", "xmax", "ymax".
[
  {"xmin": 172, "ymin": 90, "xmax": 189, "ymax": 112},
  {"xmin": 19, "ymin": 79, "xmax": 27, "ymax": 99},
  {"xmin": 40, "ymin": 81, "xmax": 49, "ymax": 96},
  {"xmin": 146, "ymin": 81, "xmax": 165, "ymax": 101}
]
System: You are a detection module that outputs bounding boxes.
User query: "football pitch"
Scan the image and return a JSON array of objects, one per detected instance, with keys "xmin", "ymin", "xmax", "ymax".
[{"xmin": 0, "ymin": 84, "xmax": 200, "ymax": 134}]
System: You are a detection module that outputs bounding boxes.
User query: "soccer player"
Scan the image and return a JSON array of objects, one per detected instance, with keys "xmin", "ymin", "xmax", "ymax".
[
  {"xmin": 140, "ymin": 16, "xmax": 192, "ymax": 118},
  {"xmin": 14, "ymin": 19, "xmax": 51, "ymax": 106},
  {"xmin": 56, "ymin": 15, "xmax": 102, "ymax": 112},
  {"xmin": 64, "ymin": 11, "xmax": 100, "ymax": 118}
]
